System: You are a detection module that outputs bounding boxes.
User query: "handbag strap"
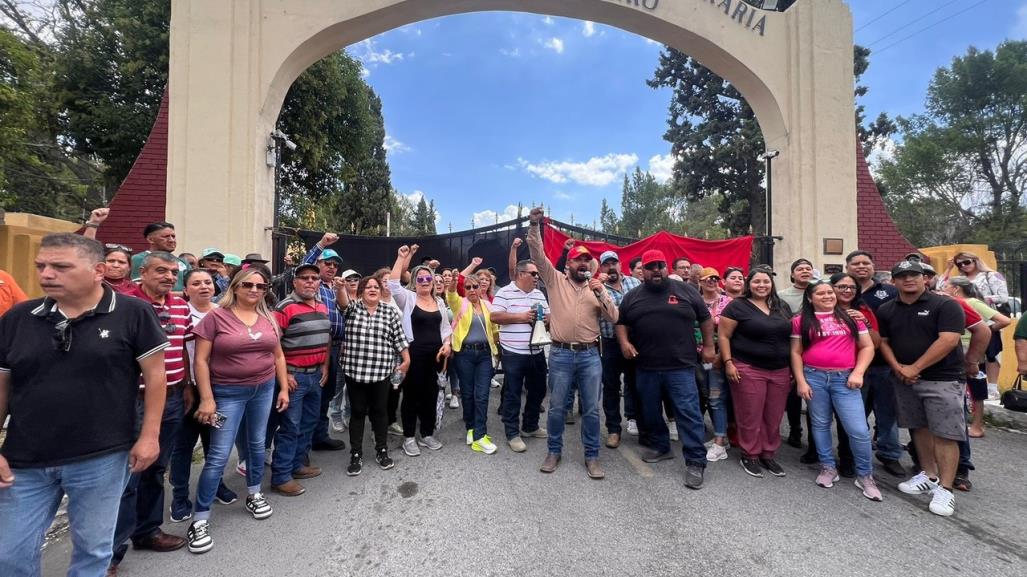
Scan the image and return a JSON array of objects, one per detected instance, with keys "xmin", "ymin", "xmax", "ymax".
[{"xmin": 1014, "ymin": 373, "xmax": 1024, "ymax": 391}]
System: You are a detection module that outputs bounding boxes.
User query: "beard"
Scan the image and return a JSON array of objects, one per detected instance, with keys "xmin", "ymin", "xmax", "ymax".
[
  {"xmin": 568, "ymin": 266, "xmax": 589, "ymax": 283},
  {"xmin": 644, "ymin": 276, "xmax": 665, "ymax": 292}
]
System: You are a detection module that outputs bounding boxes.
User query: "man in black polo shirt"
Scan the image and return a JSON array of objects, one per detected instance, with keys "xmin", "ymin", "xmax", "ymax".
[
  {"xmin": 0, "ymin": 233, "xmax": 168, "ymax": 577},
  {"xmin": 616, "ymin": 249, "xmax": 715, "ymax": 489},
  {"xmin": 877, "ymin": 260, "xmax": 965, "ymax": 517}
]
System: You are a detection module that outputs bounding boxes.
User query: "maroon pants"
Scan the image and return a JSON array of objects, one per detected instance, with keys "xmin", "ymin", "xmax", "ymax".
[{"xmin": 729, "ymin": 360, "xmax": 792, "ymax": 459}]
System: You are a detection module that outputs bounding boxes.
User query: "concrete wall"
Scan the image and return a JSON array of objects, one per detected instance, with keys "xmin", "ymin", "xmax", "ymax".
[
  {"xmin": 167, "ymin": 0, "xmax": 857, "ymax": 273},
  {"xmin": 0, "ymin": 213, "xmax": 81, "ymax": 299}
]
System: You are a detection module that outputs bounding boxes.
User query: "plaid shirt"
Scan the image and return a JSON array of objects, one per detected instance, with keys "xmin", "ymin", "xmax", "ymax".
[
  {"xmin": 600, "ymin": 276, "xmax": 640, "ymax": 338},
  {"xmin": 341, "ymin": 299, "xmax": 408, "ymax": 383},
  {"xmin": 303, "ymin": 244, "xmax": 345, "ymax": 340}
]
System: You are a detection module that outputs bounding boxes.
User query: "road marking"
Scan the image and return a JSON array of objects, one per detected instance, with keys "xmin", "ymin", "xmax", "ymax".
[{"xmin": 618, "ymin": 445, "xmax": 655, "ymax": 478}]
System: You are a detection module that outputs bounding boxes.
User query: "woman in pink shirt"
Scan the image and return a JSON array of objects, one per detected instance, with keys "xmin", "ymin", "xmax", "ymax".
[{"xmin": 790, "ymin": 280, "xmax": 880, "ymax": 501}]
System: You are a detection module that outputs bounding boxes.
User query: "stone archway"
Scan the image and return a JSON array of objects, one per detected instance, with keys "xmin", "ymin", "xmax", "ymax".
[{"xmin": 167, "ymin": 0, "xmax": 857, "ymax": 271}]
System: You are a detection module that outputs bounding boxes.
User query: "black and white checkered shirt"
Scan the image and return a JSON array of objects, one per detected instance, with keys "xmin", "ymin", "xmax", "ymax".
[{"xmin": 341, "ymin": 299, "xmax": 408, "ymax": 383}]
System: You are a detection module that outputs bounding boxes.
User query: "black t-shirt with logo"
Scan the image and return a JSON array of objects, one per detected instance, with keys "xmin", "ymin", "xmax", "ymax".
[
  {"xmin": 0, "ymin": 286, "xmax": 169, "ymax": 468},
  {"xmin": 876, "ymin": 290, "xmax": 966, "ymax": 382},
  {"xmin": 617, "ymin": 278, "xmax": 710, "ymax": 371},
  {"xmin": 720, "ymin": 298, "xmax": 794, "ymax": 370}
]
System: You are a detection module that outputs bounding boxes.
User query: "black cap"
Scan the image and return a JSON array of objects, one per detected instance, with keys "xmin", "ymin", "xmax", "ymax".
[
  {"xmin": 891, "ymin": 260, "xmax": 924, "ymax": 277},
  {"xmin": 790, "ymin": 258, "xmax": 813, "ymax": 272},
  {"xmin": 294, "ymin": 263, "xmax": 320, "ymax": 276}
]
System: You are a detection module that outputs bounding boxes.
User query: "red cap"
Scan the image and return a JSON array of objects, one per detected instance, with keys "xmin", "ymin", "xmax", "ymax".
[
  {"xmin": 568, "ymin": 245, "xmax": 593, "ymax": 260},
  {"xmin": 641, "ymin": 249, "xmax": 667, "ymax": 266}
]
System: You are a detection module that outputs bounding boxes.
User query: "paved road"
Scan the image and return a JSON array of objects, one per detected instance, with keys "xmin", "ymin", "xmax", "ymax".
[{"xmin": 43, "ymin": 393, "xmax": 1027, "ymax": 577}]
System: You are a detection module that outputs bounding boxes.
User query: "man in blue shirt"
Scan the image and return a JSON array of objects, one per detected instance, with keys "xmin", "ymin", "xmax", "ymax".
[{"xmin": 303, "ymin": 232, "xmax": 347, "ymax": 451}]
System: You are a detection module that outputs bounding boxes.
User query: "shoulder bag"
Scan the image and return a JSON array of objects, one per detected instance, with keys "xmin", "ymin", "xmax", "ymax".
[{"xmin": 1000, "ymin": 374, "xmax": 1027, "ymax": 413}]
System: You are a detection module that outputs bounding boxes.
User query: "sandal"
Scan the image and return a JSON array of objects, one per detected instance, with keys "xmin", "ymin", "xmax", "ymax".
[{"xmin": 953, "ymin": 475, "xmax": 972, "ymax": 492}]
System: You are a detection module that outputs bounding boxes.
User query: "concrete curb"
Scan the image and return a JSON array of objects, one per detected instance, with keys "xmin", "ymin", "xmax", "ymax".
[{"xmin": 984, "ymin": 399, "xmax": 1027, "ymax": 432}]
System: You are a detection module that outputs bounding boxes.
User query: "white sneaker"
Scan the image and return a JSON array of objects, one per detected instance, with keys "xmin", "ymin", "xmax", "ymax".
[
  {"xmin": 449, "ymin": 396, "xmax": 460, "ymax": 409},
  {"xmin": 491, "ymin": 378, "xmax": 502, "ymax": 388},
  {"xmin": 187, "ymin": 520, "xmax": 213, "ymax": 554},
  {"xmin": 330, "ymin": 415, "xmax": 346, "ymax": 433},
  {"xmin": 898, "ymin": 471, "xmax": 940, "ymax": 495},
  {"xmin": 418, "ymin": 435, "xmax": 443, "ymax": 451},
  {"xmin": 445, "ymin": 392, "xmax": 453, "ymax": 401},
  {"xmin": 388, "ymin": 422, "xmax": 403, "ymax": 436},
  {"xmin": 471, "ymin": 435, "xmax": 498, "ymax": 455},
  {"xmin": 626, "ymin": 419, "xmax": 639, "ymax": 436},
  {"xmin": 668, "ymin": 423, "xmax": 679, "ymax": 442},
  {"xmin": 402, "ymin": 437, "xmax": 420, "ymax": 457},
  {"xmin": 706, "ymin": 443, "xmax": 728, "ymax": 462},
  {"xmin": 929, "ymin": 487, "xmax": 955, "ymax": 517}
]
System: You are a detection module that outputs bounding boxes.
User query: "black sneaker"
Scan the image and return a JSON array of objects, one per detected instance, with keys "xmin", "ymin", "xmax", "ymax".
[
  {"xmin": 375, "ymin": 448, "xmax": 394, "ymax": 470},
  {"xmin": 786, "ymin": 431, "xmax": 803, "ymax": 449},
  {"xmin": 684, "ymin": 464, "xmax": 704, "ymax": 490},
  {"xmin": 245, "ymin": 493, "xmax": 273, "ymax": 520},
  {"xmin": 876, "ymin": 456, "xmax": 906, "ymax": 477},
  {"xmin": 215, "ymin": 483, "xmax": 238, "ymax": 505},
  {"xmin": 187, "ymin": 520, "xmax": 213, "ymax": 554},
  {"xmin": 740, "ymin": 457, "xmax": 764, "ymax": 478},
  {"xmin": 347, "ymin": 453, "xmax": 362, "ymax": 476},
  {"xmin": 759, "ymin": 458, "xmax": 786, "ymax": 477},
  {"xmin": 838, "ymin": 460, "xmax": 856, "ymax": 479},
  {"xmin": 799, "ymin": 451, "xmax": 819, "ymax": 465}
]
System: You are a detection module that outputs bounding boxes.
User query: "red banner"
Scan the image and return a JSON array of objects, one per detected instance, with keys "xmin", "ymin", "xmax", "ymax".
[{"xmin": 543, "ymin": 223, "xmax": 753, "ymax": 276}]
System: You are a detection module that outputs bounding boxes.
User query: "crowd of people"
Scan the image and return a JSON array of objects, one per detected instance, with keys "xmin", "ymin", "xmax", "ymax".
[{"xmin": 1, "ymin": 206, "xmax": 1026, "ymax": 576}]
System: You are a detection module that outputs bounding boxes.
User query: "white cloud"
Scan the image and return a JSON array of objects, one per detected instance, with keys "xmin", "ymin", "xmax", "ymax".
[
  {"xmin": 582, "ymin": 21, "xmax": 596, "ymax": 38},
  {"xmin": 542, "ymin": 16, "xmax": 555, "ymax": 26},
  {"xmin": 352, "ymin": 39, "xmax": 413, "ymax": 72},
  {"xmin": 473, "ymin": 205, "xmax": 522, "ymax": 227},
  {"xmin": 553, "ymin": 191, "xmax": 574, "ymax": 200},
  {"xmin": 383, "ymin": 135, "xmax": 410, "ymax": 155},
  {"xmin": 499, "ymin": 47, "xmax": 521, "ymax": 58},
  {"xmin": 644, "ymin": 37, "xmax": 661, "ymax": 46},
  {"xmin": 1015, "ymin": 4, "xmax": 1027, "ymax": 38},
  {"xmin": 867, "ymin": 137, "xmax": 898, "ymax": 177},
  {"xmin": 518, "ymin": 153, "xmax": 639, "ymax": 187},
  {"xmin": 648, "ymin": 153, "xmax": 676, "ymax": 184},
  {"xmin": 542, "ymin": 37, "xmax": 564, "ymax": 54},
  {"xmin": 405, "ymin": 190, "xmax": 425, "ymax": 205}
]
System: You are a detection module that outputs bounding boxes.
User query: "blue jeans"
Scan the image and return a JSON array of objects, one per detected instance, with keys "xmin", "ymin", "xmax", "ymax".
[
  {"xmin": 636, "ymin": 368, "xmax": 707, "ymax": 465},
  {"xmin": 271, "ymin": 371, "xmax": 322, "ymax": 485},
  {"xmin": 0, "ymin": 451, "xmax": 130, "ymax": 577},
  {"xmin": 455, "ymin": 347, "xmax": 494, "ymax": 439},
  {"xmin": 312, "ymin": 342, "xmax": 341, "ymax": 444},
  {"xmin": 546, "ymin": 347, "xmax": 602, "ymax": 459},
  {"xmin": 702, "ymin": 365, "xmax": 730, "ymax": 438},
  {"xmin": 804, "ymin": 367, "xmax": 873, "ymax": 476},
  {"xmin": 195, "ymin": 379, "xmax": 275, "ymax": 519},
  {"xmin": 169, "ymin": 394, "xmax": 233, "ymax": 506},
  {"xmin": 600, "ymin": 338, "xmax": 628, "ymax": 434},
  {"xmin": 866, "ymin": 365, "xmax": 901, "ymax": 460},
  {"xmin": 112, "ymin": 387, "xmax": 184, "ymax": 564},
  {"xmin": 500, "ymin": 350, "xmax": 547, "ymax": 440}
]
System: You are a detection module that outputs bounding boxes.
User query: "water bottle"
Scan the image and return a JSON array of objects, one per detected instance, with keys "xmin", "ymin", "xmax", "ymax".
[{"xmin": 391, "ymin": 370, "xmax": 404, "ymax": 390}]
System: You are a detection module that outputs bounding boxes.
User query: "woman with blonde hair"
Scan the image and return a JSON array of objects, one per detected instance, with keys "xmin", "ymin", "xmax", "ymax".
[
  {"xmin": 941, "ymin": 251, "xmax": 1010, "ymax": 391},
  {"xmin": 187, "ymin": 268, "xmax": 290, "ymax": 554}
]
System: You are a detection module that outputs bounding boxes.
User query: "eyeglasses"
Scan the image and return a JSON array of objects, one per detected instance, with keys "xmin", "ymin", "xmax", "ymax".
[
  {"xmin": 345, "ymin": 276, "xmax": 360, "ymax": 282},
  {"xmin": 157, "ymin": 310, "xmax": 177, "ymax": 335},
  {"xmin": 296, "ymin": 275, "xmax": 320, "ymax": 282},
  {"xmin": 464, "ymin": 284, "xmax": 479, "ymax": 290},
  {"xmin": 321, "ymin": 261, "xmax": 340, "ymax": 268},
  {"xmin": 52, "ymin": 319, "xmax": 73, "ymax": 352},
  {"xmin": 702, "ymin": 277, "xmax": 720, "ymax": 282},
  {"xmin": 833, "ymin": 285, "xmax": 857, "ymax": 293},
  {"xmin": 519, "ymin": 270, "xmax": 539, "ymax": 277},
  {"xmin": 415, "ymin": 276, "xmax": 434, "ymax": 284},
  {"xmin": 239, "ymin": 281, "xmax": 269, "ymax": 291},
  {"xmin": 644, "ymin": 262, "xmax": 666, "ymax": 271},
  {"xmin": 956, "ymin": 260, "xmax": 974, "ymax": 267}
]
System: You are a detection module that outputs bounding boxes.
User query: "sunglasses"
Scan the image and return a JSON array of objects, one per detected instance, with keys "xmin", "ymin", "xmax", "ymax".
[
  {"xmin": 239, "ymin": 281, "xmax": 269, "ymax": 291},
  {"xmin": 345, "ymin": 276, "xmax": 361, "ymax": 282},
  {"xmin": 157, "ymin": 310, "xmax": 177, "ymax": 335},
  {"xmin": 104, "ymin": 243, "xmax": 132, "ymax": 254},
  {"xmin": 52, "ymin": 320, "xmax": 73, "ymax": 352},
  {"xmin": 520, "ymin": 271, "xmax": 539, "ymax": 277},
  {"xmin": 415, "ymin": 276, "xmax": 434, "ymax": 284},
  {"xmin": 465, "ymin": 284, "xmax": 479, "ymax": 290},
  {"xmin": 644, "ymin": 262, "xmax": 666, "ymax": 271},
  {"xmin": 956, "ymin": 260, "xmax": 974, "ymax": 267},
  {"xmin": 296, "ymin": 275, "xmax": 320, "ymax": 282},
  {"xmin": 702, "ymin": 277, "xmax": 720, "ymax": 282},
  {"xmin": 321, "ymin": 261, "xmax": 340, "ymax": 268}
]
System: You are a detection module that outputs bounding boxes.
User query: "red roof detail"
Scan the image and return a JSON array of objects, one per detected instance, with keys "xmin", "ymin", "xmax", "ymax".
[{"xmin": 854, "ymin": 142, "xmax": 916, "ymax": 267}]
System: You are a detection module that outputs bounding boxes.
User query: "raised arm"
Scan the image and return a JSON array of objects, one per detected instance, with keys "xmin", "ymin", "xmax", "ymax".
[
  {"xmin": 526, "ymin": 207, "xmax": 558, "ymax": 285},
  {"xmin": 303, "ymin": 232, "xmax": 339, "ymax": 265},
  {"xmin": 508, "ymin": 238, "xmax": 523, "ymax": 280},
  {"xmin": 81, "ymin": 208, "xmax": 109, "ymax": 239}
]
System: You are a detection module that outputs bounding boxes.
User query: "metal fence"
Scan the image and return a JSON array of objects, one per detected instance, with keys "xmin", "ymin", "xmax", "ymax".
[{"xmin": 993, "ymin": 241, "xmax": 1027, "ymax": 314}]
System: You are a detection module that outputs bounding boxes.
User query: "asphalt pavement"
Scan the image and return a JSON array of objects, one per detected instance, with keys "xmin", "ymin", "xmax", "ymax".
[{"xmin": 43, "ymin": 391, "xmax": 1027, "ymax": 577}]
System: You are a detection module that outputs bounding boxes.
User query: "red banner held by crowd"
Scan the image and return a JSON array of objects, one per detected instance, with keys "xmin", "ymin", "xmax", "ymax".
[{"xmin": 543, "ymin": 223, "xmax": 753, "ymax": 276}]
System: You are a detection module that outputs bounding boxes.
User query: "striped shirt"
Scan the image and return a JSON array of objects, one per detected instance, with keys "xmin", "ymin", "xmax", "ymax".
[
  {"xmin": 274, "ymin": 292, "xmax": 331, "ymax": 368},
  {"xmin": 492, "ymin": 282, "xmax": 550, "ymax": 355},
  {"xmin": 126, "ymin": 286, "xmax": 192, "ymax": 385},
  {"xmin": 302, "ymin": 244, "xmax": 345, "ymax": 340}
]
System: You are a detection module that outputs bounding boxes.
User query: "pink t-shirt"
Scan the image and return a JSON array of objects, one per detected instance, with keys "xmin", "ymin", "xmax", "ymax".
[
  {"xmin": 791, "ymin": 312, "xmax": 867, "ymax": 370},
  {"xmin": 193, "ymin": 307, "xmax": 279, "ymax": 385}
]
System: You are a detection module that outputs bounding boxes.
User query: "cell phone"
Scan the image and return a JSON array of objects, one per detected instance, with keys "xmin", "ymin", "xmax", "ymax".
[{"xmin": 211, "ymin": 411, "xmax": 227, "ymax": 429}]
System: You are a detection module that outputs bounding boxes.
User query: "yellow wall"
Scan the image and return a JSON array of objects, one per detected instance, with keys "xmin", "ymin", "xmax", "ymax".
[{"xmin": 0, "ymin": 213, "xmax": 81, "ymax": 299}]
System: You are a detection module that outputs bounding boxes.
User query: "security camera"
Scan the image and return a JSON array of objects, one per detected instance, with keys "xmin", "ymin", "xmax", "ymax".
[
  {"xmin": 758, "ymin": 150, "xmax": 780, "ymax": 160},
  {"xmin": 271, "ymin": 129, "xmax": 297, "ymax": 151},
  {"xmin": 282, "ymin": 139, "xmax": 297, "ymax": 151}
]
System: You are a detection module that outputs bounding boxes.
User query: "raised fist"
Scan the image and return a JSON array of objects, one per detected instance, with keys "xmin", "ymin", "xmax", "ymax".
[
  {"xmin": 512, "ymin": 238, "xmax": 523, "ymax": 248},
  {"xmin": 529, "ymin": 207, "xmax": 545, "ymax": 224},
  {"xmin": 398, "ymin": 245, "xmax": 411, "ymax": 257},
  {"xmin": 471, "ymin": 257, "xmax": 483, "ymax": 267},
  {"xmin": 320, "ymin": 232, "xmax": 339, "ymax": 246},
  {"xmin": 410, "ymin": 244, "xmax": 420, "ymax": 255},
  {"xmin": 88, "ymin": 208, "xmax": 110, "ymax": 224},
  {"xmin": 563, "ymin": 238, "xmax": 576, "ymax": 251}
]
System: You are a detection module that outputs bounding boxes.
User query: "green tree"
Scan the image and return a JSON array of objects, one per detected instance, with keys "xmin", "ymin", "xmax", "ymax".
[
  {"xmin": 878, "ymin": 41, "xmax": 1027, "ymax": 245},
  {"xmin": 598, "ymin": 197, "xmax": 619, "ymax": 234},
  {"xmin": 619, "ymin": 168, "xmax": 675, "ymax": 238},
  {"xmin": 408, "ymin": 196, "xmax": 437, "ymax": 235}
]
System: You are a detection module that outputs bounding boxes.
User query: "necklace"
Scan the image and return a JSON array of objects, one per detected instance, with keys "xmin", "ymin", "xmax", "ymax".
[{"xmin": 233, "ymin": 309, "xmax": 263, "ymax": 340}]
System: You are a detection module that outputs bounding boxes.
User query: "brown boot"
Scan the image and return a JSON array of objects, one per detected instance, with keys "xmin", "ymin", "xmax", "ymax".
[
  {"xmin": 585, "ymin": 459, "xmax": 605, "ymax": 480},
  {"xmin": 271, "ymin": 479, "xmax": 306, "ymax": 496},
  {"xmin": 539, "ymin": 453, "xmax": 561, "ymax": 473},
  {"xmin": 292, "ymin": 466, "xmax": 322, "ymax": 479},
  {"xmin": 605, "ymin": 433, "xmax": 621, "ymax": 449},
  {"xmin": 132, "ymin": 530, "xmax": 186, "ymax": 552}
]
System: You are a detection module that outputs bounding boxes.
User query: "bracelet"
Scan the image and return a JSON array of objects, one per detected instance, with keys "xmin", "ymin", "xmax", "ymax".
[
  {"xmin": 83, "ymin": 222, "xmax": 99, "ymax": 228},
  {"xmin": 723, "ymin": 358, "xmax": 734, "ymax": 364}
]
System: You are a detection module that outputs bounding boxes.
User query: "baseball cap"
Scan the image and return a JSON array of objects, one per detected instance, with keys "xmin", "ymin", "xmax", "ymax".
[
  {"xmin": 341, "ymin": 269, "xmax": 361, "ymax": 280},
  {"xmin": 294, "ymin": 263, "xmax": 319, "ymax": 276},
  {"xmin": 699, "ymin": 267, "xmax": 720, "ymax": 280},
  {"xmin": 790, "ymin": 258, "xmax": 813, "ymax": 272},
  {"xmin": 224, "ymin": 254, "xmax": 242, "ymax": 267},
  {"xmin": 568, "ymin": 245, "xmax": 593, "ymax": 261},
  {"xmin": 641, "ymin": 249, "xmax": 667, "ymax": 266},
  {"xmin": 599, "ymin": 250, "xmax": 620, "ymax": 264},
  {"xmin": 891, "ymin": 260, "xmax": 924, "ymax": 277},
  {"xmin": 921, "ymin": 263, "xmax": 936, "ymax": 275},
  {"xmin": 200, "ymin": 248, "xmax": 224, "ymax": 260},
  {"xmin": 318, "ymin": 249, "xmax": 343, "ymax": 263}
]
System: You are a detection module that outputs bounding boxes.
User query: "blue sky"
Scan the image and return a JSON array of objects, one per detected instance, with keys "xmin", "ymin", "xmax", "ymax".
[{"xmin": 346, "ymin": 1, "xmax": 1025, "ymax": 233}]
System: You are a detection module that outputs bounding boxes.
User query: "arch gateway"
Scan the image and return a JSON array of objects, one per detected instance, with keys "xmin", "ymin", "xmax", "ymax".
[{"xmin": 167, "ymin": 0, "xmax": 856, "ymax": 271}]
